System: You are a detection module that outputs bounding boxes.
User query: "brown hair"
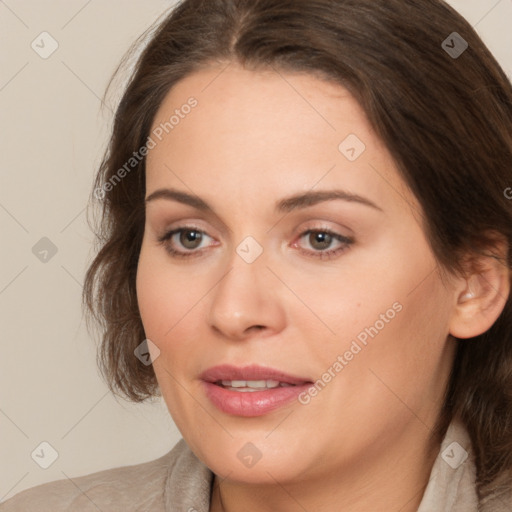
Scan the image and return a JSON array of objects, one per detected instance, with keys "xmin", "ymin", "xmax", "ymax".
[{"xmin": 83, "ymin": 0, "xmax": 512, "ymax": 503}]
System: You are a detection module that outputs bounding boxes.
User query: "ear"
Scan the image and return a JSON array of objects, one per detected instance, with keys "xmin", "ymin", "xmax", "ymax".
[{"xmin": 449, "ymin": 241, "xmax": 511, "ymax": 339}]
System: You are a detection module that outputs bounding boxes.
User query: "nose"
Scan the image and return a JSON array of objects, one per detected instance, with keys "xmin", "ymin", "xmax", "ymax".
[{"xmin": 207, "ymin": 251, "xmax": 287, "ymax": 341}]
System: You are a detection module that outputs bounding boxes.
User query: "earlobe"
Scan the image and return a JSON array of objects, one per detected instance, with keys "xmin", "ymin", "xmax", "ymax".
[{"xmin": 449, "ymin": 254, "xmax": 511, "ymax": 340}]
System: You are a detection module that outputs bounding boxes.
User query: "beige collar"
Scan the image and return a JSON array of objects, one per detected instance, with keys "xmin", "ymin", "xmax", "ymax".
[{"xmin": 417, "ymin": 415, "xmax": 478, "ymax": 511}]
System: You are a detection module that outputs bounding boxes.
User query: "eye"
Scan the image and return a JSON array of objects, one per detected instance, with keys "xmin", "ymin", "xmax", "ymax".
[
  {"xmin": 157, "ymin": 225, "xmax": 353, "ymax": 261},
  {"xmin": 294, "ymin": 229, "xmax": 353, "ymax": 260},
  {"xmin": 306, "ymin": 231, "xmax": 334, "ymax": 250},
  {"xmin": 177, "ymin": 229, "xmax": 204, "ymax": 249},
  {"xmin": 158, "ymin": 227, "xmax": 215, "ymax": 257}
]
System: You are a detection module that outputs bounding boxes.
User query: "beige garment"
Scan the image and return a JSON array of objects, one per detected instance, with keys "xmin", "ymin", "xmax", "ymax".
[{"xmin": 1, "ymin": 416, "xmax": 510, "ymax": 511}]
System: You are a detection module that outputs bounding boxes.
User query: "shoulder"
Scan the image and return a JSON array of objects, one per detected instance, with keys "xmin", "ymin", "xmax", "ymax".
[{"xmin": 0, "ymin": 440, "xmax": 193, "ymax": 512}]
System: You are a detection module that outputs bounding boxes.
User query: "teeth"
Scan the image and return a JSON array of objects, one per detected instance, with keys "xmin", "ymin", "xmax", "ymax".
[{"xmin": 220, "ymin": 379, "xmax": 284, "ymax": 390}]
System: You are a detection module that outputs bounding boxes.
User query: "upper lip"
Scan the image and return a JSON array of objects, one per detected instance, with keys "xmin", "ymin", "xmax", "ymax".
[{"xmin": 200, "ymin": 364, "xmax": 312, "ymax": 385}]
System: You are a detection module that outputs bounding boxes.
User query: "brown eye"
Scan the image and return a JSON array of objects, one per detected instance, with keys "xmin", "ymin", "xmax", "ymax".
[
  {"xmin": 294, "ymin": 229, "xmax": 354, "ymax": 261},
  {"xmin": 179, "ymin": 229, "xmax": 203, "ymax": 249},
  {"xmin": 308, "ymin": 231, "xmax": 333, "ymax": 251},
  {"xmin": 158, "ymin": 227, "xmax": 214, "ymax": 258}
]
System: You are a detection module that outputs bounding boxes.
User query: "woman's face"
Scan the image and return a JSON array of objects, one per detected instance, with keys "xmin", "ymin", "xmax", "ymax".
[{"xmin": 137, "ymin": 64, "xmax": 459, "ymax": 484}]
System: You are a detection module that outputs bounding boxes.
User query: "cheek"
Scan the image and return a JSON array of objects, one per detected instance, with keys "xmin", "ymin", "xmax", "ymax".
[
  {"xmin": 135, "ymin": 247, "xmax": 198, "ymax": 410},
  {"xmin": 334, "ymin": 267, "xmax": 452, "ymax": 410},
  {"xmin": 135, "ymin": 243, "xmax": 214, "ymax": 381},
  {"xmin": 278, "ymin": 259, "xmax": 401, "ymax": 347},
  {"xmin": 287, "ymin": 237, "xmax": 451, "ymax": 378},
  {"xmin": 136, "ymin": 244, "xmax": 199, "ymax": 337},
  {"xmin": 294, "ymin": 270, "xmax": 454, "ymax": 454},
  {"xmin": 136, "ymin": 256, "xmax": 171, "ymax": 338}
]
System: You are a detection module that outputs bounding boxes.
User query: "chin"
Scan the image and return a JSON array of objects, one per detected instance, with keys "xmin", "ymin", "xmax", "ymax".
[{"xmin": 191, "ymin": 438, "xmax": 312, "ymax": 485}]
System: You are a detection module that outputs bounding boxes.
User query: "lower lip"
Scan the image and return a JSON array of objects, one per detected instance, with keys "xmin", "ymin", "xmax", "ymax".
[{"xmin": 202, "ymin": 381, "xmax": 311, "ymax": 417}]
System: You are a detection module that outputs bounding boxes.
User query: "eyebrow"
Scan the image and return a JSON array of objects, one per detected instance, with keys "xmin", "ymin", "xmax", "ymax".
[
  {"xmin": 276, "ymin": 190, "xmax": 382, "ymax": 213},
  {"xmin": 145, "ymin": 188, "xmax": 382, "ymax": 213}
]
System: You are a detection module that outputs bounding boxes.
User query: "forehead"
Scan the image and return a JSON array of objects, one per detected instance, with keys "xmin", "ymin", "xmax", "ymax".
[
  {"xmin": 148, "ymin": 64, "xmax": 370, "ymax": 160},
  {"xmin": 145, "ymin": 64, "xmax": 416, "ymax": 217}
]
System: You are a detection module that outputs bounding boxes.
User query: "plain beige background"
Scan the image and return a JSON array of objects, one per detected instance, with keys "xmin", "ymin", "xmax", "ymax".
[{"xmin": 1, "ymin": 0, "xmax": 511, "ymax": 502}]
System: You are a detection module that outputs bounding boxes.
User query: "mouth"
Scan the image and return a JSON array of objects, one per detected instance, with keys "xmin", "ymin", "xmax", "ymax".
[
  {"xmin": 214, "ymin": 379, "xmax": 297, "ymax": 392},
  {"xmin": 200, "ymin": 364, "xmax": 313, "ymax": 416},
  {"xmin": 200, "ymin": 363, "xmax": 311, "ymax": 387}
]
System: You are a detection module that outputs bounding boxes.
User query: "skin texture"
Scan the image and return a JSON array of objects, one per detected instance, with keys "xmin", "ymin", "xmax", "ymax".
[{"xmin": 136, "ymin": 63, "xmax": 510, "ymax": 512}]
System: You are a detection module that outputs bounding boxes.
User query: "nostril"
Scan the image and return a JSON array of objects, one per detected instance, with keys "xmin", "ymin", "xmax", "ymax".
[{"xmin": 242, "ymin": 325, "xmax": 266, "ymax": 336}]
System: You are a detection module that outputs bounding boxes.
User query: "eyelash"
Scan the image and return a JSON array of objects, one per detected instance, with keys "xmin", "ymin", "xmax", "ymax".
[{"xmin": 157, "ymin": 225, "xmax": 354, "ymax": 261}]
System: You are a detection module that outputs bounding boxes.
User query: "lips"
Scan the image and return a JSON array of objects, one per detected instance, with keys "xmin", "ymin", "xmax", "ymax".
[
  {"xmin": 218, "ymin": 379, "xmax": 293, "ymax": 391},
  {"xmin": 200, "ymin": 364, "xmax": 311, "ymax": 386},
  {"xmin": 200, "ymin": 364, "xmax": 313, "ymax": 416}
]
